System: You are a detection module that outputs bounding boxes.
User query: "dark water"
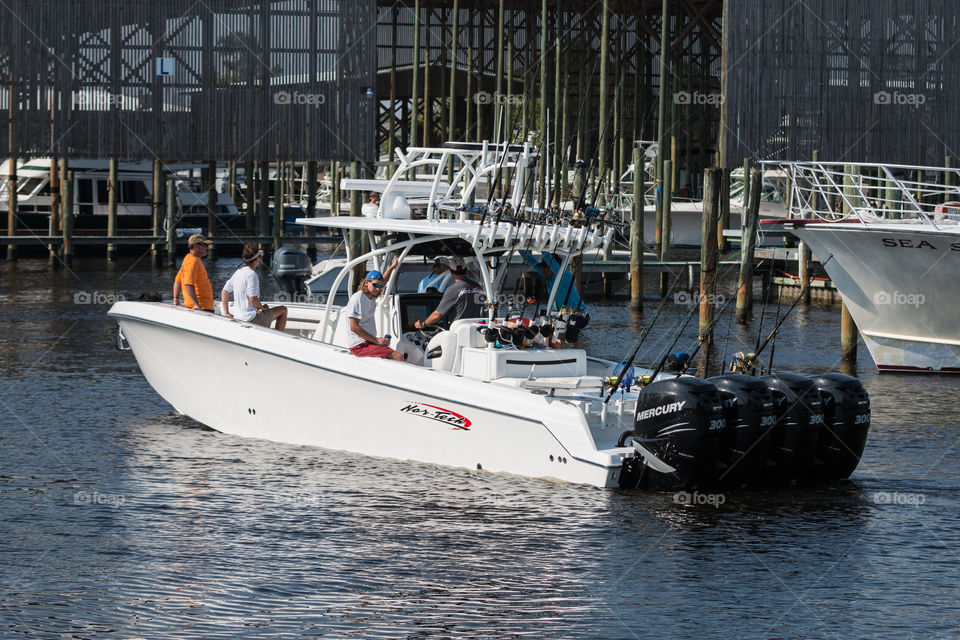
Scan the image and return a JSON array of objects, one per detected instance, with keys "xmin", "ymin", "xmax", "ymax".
[{"xmin": 2, "ymin": 255, "xmax": 959, "ymax": 639}]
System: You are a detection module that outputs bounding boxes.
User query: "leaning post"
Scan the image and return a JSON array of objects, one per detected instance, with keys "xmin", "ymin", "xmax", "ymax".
[
  {"xmin": 107, "ymin": 156, "xmax": 118, "ymax": 261},
  {"xmin": 658, "ymin": 159, "xmax": 673, "ymax": 297},
  {"xmin": 62, "ymin": 170, "xmax": 74, "ymax": 267},
  {"xmin": 630, "ymin": 146, "xmax": 644, "ymax": 311},
  {"xmin": 841, "ymin": 301, "xmax": 858, "ymax": 362},
  {"xmin": 305, "ymin": 160, "xmax": 318, "ymax": 261},
  {"xmin": 735, "ymin": 168, "xmax": 761, "ymax": 324},
  {"xmin": 699, "ymin": 168, "xmax": 721, "ymax": 373},
  {"xmin": 165, "ymin": 179, "xmax": 176, "ymax": 266},
  {"xmin": 207, "ymin": 160, "xmax": 217, "ymax": 260}
]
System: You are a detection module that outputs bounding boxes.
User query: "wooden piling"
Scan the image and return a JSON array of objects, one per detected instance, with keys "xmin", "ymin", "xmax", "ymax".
[
  {"xmin": 597, "ymin": 0, "xmax": 609, "ymax": 206},
  {"xmin": 152, "ymin": 159, "xmax": 162, "ymax": 266},
  {"xmin": 798, "ymin": 240, "xmax": 811, "ymax": 304},
  {"xmin": 735, "ymin": 167, "xmax": 761, "ymax": 323},
  {"xmin": 6, "ymin": 155, "xmax": 16, "ymax": 261},
  {"xmin": 228, "ymin": 161, "xmax": 237, "ymax": 203},
  {"xmin": 305, "ymin": 160, "xmax": 318, "ymax": 261},
  {"xmin": 206, "ymin": 161, "xmax": 217, "ymax": 260},
  {"xmin": 655, "ymin": 0, "xmax": 669, "ymax": 206},
  {"xmin": 700, "ymin": 168, "xmax": 721, "ymax": 351},
  {"xmin": 742, "ymin": 157, "xmax": 752, "ymax": 209},
  {"xmin": 274, "ymin": 161, "xmax": 284, "ymax": 252},
  {"xmin": 447, "ymin": 0, "xmax": 459, "ymax": 142},
  {"xmin": 349, "ymin": 161, "xmax": 363, "ymax": 291},
  {"xmin": 106, "ymin": 156, "xmax": 118, "ymax": 261},
  {"xmin": 48, "ymin": 157, "xmax": 60, "ymax": 263},
  {"xmin": 841, "ymin": 300, "xmax": 858, "ymax": 362},
  {"xmin": 422, "ymin": 6, "xmax": 431, "ymax": 147},
  {"xmin": 410, "ymin": 0, "xmax": 420, "ymax": 148},
  {"xmin": 630, "ymin": 146, "xmax": 644, "ymax": 312},
  {"xmin": 6, "ymin": 66, "xmax": 16, "ymax": 262},
  {"xmin": 552, "ymin": 5, "xmax": 563, "ymax": 205},
  {"xmin": 244, "ymin": 160, "xmax": 255, "ymax": 232},
  {"xmin": 258, "ymin": 161, "xmax": 269, "ymax": 249},
  {"xmin": 945, "ymin": 156, "xmax": 954, "ymax": 204},
  {"xmin": 658, "ymin": 158, "xmax": 673, "ymax": 297},
  {"xmin": 465, "ymin": 44, "xmax": 473, "ymax": 140},
  {"xmin": 538, "ymin": 0, "xmax": 547, "ymax": 209},
  {"xmin": 718, "ymin": 169, "xmax": 730, "ymax": 252},
  {"xmin": 62, "ymin": 169, "xmax": 74, "ymax": 267},
  {"xmin": 165, "ymin": 179, "xmax": 176, "ymax": 266}
]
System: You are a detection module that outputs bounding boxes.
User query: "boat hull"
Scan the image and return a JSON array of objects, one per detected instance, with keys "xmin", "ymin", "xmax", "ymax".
[
  {"xmin": 793, "ymin": 223, "xmax": 960, "ymax": 373},
  {"xmin": 110, "ymin": 302, "xmax": 624, "ymax": 487}
]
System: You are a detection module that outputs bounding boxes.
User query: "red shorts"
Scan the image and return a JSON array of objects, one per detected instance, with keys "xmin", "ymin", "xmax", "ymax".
[{"xmin": 349, "ymin": 341, "xmax": 398, "ymax": 359}]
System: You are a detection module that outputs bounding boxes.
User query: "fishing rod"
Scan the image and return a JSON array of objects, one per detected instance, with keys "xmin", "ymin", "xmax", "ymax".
[
  {"xmin": 483, "ymin": 104, "xmax": 512, "ymax": 225},
  {"xmin": 753, "ymin": 254, "xmax": 834, "ymax": 363},
  {"xmin": 603, "ymin": 265, "xmax": 686, "ymax": 403},
  {"xmin": 642, "ymin": 261, "xmax": 732, "ymax": 382},
  {"xmin": 675, "ymin": 294, "xmax": 735, "ymax": 377},
  {"xmin": 753, "ymin": 250, "xmax": 778, "ymax": 354}
]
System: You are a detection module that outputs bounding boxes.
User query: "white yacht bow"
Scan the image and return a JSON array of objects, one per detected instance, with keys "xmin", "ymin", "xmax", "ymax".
[{"xmin": 774, "ymin": 160, "xmax": 960, "ymax": 372}]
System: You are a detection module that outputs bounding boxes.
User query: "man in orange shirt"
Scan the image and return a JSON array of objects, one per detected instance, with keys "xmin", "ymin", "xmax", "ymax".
[{"xmin": 172, "ymin": 234, "xmax": 214, "ymax": 312}]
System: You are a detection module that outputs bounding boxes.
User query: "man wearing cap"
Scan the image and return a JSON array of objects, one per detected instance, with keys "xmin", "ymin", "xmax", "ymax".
[
  {"xmin": 346, "ymin": 258, "xmax": 404, "ymax": 360},
  {"xmin": 414, "ymin": 256, "xmax": 484, "ymax": 330},
  {"xmin": 173, "ymin": 234, "xmax": 214, "ymax": 312},
  {"xmin": 221, "ymin": 243, "xmax": 288, "ymax": 330},
  {"xmin": 417, "ymin": 257, "xmax": 450, "ymax": 293}
]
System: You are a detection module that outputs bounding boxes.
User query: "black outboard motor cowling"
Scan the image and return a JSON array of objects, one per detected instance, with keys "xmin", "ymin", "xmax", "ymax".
[
  {"xmin": 804, "ymin": 373, "xmax": 871, "ymax": 482},
  {"xmin": 708, "ymin": 374, "xmax": 776, "ymax": 489},
  {"xmin": 271, "ymin": 246, "xmax": 313, "ymax": 298},
  {"xmin": 759, "ymin": 372, "xmax": 824, "ymax": 486},
  {"xmin": 627, "ymin": 377, "xmax": 725, "ymax": 491}
]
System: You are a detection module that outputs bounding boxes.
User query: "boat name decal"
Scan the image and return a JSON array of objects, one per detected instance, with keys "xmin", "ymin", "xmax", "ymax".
[
  {"xmin": 881, "ymin": 238, "xmax": 940, "ymax": 250},
  {"xmin": 400, "ymin": 402, "xmax": 472, "ymax": 430},
  {"xmin": 636, "ymin": 401, "xmax": 687, "ymax": 421}
]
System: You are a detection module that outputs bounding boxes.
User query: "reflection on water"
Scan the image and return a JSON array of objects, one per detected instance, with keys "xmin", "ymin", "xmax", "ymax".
[{"xmin": 1, "ymin": 257, "xmax": 959, "ymax": 639}]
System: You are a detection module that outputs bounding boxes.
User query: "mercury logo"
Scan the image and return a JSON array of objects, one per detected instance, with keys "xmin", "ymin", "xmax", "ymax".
[{"xmin": 636, "ymin": 400, "xmax": 687, "ymax": 421}]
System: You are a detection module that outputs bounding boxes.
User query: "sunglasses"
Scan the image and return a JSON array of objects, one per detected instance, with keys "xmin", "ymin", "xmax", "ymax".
[{"xmin": 370, "ymin": 282, "xmax": 384, "ymax": 289}]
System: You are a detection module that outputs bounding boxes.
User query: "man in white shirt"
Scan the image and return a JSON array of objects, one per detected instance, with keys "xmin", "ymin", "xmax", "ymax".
[
  {"xmin": 346, "ymin": 262, "xmax": 404, "ymax": 360},
  {"xmin": 221, "ymin": 244, "xmax": 288, "ymax": 330}
]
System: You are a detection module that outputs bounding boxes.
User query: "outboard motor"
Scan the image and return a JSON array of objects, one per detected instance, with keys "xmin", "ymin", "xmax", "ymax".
[
  {"xmin": 803, "ymin": 373, "xmax": 871, "ymax": 483},
  {"xmin": 758, "ymin": 372, "xmax": 824, "ymax": 486},
  {"xmin": 622, "ymin": 377, "xmax": 725, "ymax": 491},
  {"xmin": 270, "ymin": 246, "xmax": 313, "ymax": 299},
  {"xmin": 708, "ymin": 374, "xmax": 777, "ymax": 489}
]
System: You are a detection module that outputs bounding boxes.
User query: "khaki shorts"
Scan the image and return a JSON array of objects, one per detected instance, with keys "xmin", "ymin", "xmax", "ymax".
[{"xmin": 250, "ymin": 308, "xmax": 273, "ymax": 327}]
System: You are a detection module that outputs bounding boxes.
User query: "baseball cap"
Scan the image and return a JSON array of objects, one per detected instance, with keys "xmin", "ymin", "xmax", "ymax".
[
  {"xmin": 188, "ymin": 233, "xmax": 210, "ymax": 246},
  {"xmin": 365, "ymin": 270, "xmax": 384, "ymax": 281},
  {"xmin": 449, "ymin": 256, "xmax": 467, "ymax": 274}
]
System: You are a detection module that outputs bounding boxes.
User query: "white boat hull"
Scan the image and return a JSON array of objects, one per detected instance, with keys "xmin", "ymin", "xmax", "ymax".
[
  {"xmin": 110, "ymin": 302, "xmax": 627, "ymax": 487},
  {"xmin": 793, "ymin": 223, "xmax": 960, "ymax": 373}
]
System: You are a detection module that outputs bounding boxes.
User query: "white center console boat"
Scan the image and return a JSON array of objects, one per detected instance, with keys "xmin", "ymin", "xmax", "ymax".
[{"xmin": 109, "ymin": 157, "xmax": 872, "ymax": 490}]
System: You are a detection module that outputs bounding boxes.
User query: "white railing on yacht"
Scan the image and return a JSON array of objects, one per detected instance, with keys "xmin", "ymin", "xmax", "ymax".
[{"xmin": 765, "ymin": 161, "xmax": 960, "ymax": 227}]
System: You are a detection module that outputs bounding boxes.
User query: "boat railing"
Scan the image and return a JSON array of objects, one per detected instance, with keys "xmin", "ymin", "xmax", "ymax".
[
  {"xmin": 764, "ymin": 160, "xmax": 960, "ymax": 228},
  {"xmin": 343, "ymin": 142, "xmax": 538, "ymax": 220}
]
